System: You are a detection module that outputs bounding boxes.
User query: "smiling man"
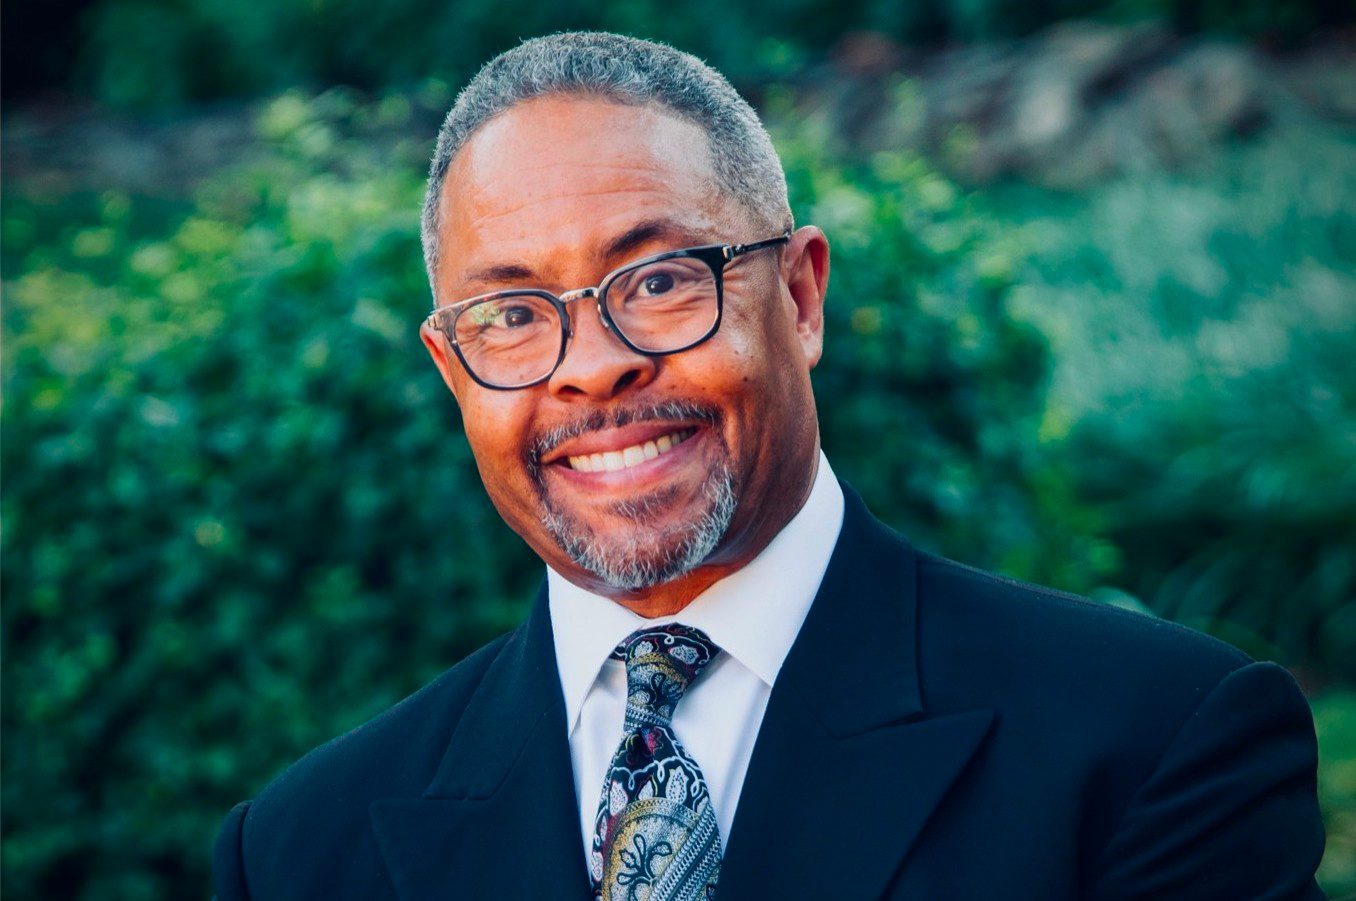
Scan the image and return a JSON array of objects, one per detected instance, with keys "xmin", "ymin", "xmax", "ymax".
[{"xmin": 213, "ymin": 32, "xmax": 1326, "ymax": 901}]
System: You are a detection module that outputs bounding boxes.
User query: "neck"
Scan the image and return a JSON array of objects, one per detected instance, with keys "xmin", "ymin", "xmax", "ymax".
[{"xmin": 605, "ymin": 562, "xmax": 745, "ymax": 618}]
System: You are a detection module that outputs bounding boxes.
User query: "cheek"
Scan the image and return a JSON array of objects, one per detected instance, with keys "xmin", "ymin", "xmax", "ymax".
[
  {"xmin": 716, "ymin": 305, "xmax": 814, "ymax": 449},
  {"xmin": 722, "ymin": 272, "xmax": 800, "ymax": 354},
  {"xmin": 459, "ymin": 396, "xmax": 533, "ymax": 470},
  {"xmin": 714, "ymin": 302, "xmax": 799, "ymax": 392},
  {"xmin": 682, "ymin": 329, "xmax": 789, "ymax": 461}
]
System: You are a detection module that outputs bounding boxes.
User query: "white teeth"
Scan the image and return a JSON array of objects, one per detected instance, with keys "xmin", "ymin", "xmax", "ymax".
[{"xmin": 565, "ymin": 428, "xmax": 694, "ymax": 472}]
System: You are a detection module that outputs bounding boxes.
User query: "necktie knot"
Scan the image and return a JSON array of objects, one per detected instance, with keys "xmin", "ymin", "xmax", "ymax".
[{"xmin": 613, "ymin": 624, "xmax": 720, "ymax": 727}]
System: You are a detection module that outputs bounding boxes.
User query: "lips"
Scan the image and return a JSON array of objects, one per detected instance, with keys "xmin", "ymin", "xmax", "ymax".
[{"xmin": 565, "ymin": 428, "xmax": 696, "ymax": 473}]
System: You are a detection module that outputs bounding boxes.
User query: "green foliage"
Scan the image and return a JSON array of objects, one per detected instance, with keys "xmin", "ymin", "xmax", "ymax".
[
  {"xmin": 18, "ymin": 0, "xmax": 1346, "ymax": 108},
  {"xmin": 73, "ymin": 0, "xmax": 814, "ymax": 109},
  {"xmin": 3, "ymin": 90, "xmax": 1353, "ymax": 897},
  {"xmin": 1314, "ymin": 690, "xmax": 1356, "ymax": 893},
  {"xmin": 2, "ymin": 90, "xmax": 537, "ymax": 899},
  {"xmin": 990, "ymin": 125, "xmax": 1356, "ymax": 684},
  {"xmin": 777, "ymin": 122, "xmax": 1119, "ymax": 593}
]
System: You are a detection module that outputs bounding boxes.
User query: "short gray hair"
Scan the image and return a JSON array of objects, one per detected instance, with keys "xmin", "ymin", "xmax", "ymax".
[{"xmin": 420, "ymin": 31, "xmax": 793, "ymax": 293}]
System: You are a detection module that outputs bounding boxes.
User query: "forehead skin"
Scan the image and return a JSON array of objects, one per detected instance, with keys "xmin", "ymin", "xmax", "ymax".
[{"xmin": 435, "ymin": 95, "xmax": 745, "ymax": 302}]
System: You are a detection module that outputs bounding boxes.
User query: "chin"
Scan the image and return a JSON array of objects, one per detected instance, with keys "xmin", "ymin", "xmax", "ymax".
[{"xmin": 544, "ymin": 466, "xmax": 736, "ymax": 592}]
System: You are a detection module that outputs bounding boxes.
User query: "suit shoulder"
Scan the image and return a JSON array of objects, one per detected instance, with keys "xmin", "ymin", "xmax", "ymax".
[
  {"xmin": 915, "ymin": 550, "xmax": 1251, "ymax": 678},
  {"xmin": 910, "ymin": 551, "xmax": 1256, "ymax": 743},
  {"xmin": 246, "ymin": 632, "xmax": 511, "ymax": 828},
  {"xmin": 909, "ymin": 550, "xmax": 1275, "ymax": 843},
  {"xmin": 224, "ymin": 632, "xmax": 515, "ymax": 896}
]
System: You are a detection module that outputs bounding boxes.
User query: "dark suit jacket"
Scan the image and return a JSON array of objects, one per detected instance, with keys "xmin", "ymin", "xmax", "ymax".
[{"xmin": 213, "ymin": 485, "xmax": 1326, "ymax": 899}]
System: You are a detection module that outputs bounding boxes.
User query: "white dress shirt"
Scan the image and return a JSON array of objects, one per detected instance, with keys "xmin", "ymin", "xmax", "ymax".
[{"xmin": 546, "ymin": 451, "xmax": 845, "ymax": 864}]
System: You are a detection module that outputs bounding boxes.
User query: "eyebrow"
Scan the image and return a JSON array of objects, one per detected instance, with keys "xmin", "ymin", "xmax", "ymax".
[
  {"xmin": 463, "ymin": 262, "xmax": 536, "ymax": 285},
  {"xmin": 603, "ymin": 218, "xmax": 706, "ymax": 261},
  {"xmin": 460, "ymin": 218, "xmax": 708, "ymax": 287}
]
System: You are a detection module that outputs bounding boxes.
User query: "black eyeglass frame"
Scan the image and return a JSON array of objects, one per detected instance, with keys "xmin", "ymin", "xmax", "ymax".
[{"xmin": 426, "ymin": 232, "xmax": 792, "ymax": 390}]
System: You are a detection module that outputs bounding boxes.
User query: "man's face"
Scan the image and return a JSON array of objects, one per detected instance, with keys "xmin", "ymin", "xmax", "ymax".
[{"xmin": 422, "ymin": 95, "xmax": 828, "ymax": 601}]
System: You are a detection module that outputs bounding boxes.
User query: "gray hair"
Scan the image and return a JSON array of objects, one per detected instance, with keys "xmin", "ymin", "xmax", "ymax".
[{"xmin": 420, "ymin": 31, "xmax": 793, "ymax": 294}]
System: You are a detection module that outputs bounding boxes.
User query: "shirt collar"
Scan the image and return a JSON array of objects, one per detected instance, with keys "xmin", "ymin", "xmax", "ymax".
[{"xmin": 547, "ymin": 451, "xmax": 845, "ymax": 735}]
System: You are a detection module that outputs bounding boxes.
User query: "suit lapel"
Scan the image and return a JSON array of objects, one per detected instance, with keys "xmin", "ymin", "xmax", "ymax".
[
  {"xmin": 719, "ymin": 486, "xmax": 995, "ymax": 899},
  {"xmin": 369, "ymin": 586, "xmax": 592, "ymax": 900}
]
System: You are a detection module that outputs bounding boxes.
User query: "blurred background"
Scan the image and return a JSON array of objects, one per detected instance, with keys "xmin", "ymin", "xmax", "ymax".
[{"xmin": 3, "ymin": 0, "xmax": 1354, "ymax": 897}]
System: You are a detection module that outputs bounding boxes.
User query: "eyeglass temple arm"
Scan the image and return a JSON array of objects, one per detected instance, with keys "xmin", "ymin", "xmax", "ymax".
[{"xmin": 722, "ymin": 232, "xmax": 792, "ymax": 261}]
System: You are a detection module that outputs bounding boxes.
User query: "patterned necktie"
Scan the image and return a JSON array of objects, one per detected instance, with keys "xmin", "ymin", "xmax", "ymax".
[{"xmin": 589, "ymin": 624, "xmax": 723, "ymax": 901}]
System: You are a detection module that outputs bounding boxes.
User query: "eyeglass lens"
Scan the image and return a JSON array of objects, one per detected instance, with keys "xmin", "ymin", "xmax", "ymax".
[{"xmin": 452, "ymin": 256, "xmax": 719, "ymax": 387}]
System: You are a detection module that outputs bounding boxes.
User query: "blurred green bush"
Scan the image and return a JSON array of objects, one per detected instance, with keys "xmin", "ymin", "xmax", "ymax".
[
  {"xmin": 9, "ymin": 0, "xmax": 1351, "ymax": 107},
  {"xmin": 2, "ymin": 91, "xmax": 540, "ymax": 899},
  {"xmin": 2, "ymin": 89, "xmax": 1353, "ymax": 897},
  {"xmin": 990, "ymin": 126, "xmax": 1356, "ymax": 683}
]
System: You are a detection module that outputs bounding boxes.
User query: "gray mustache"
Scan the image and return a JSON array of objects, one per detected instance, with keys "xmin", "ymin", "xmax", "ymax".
[{"xmin": 529, "ymin": 401, "xmax": 719, "ymax": 464}]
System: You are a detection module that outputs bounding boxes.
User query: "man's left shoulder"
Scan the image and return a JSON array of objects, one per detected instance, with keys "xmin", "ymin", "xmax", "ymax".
[
  {"xmin": 906, "ymin": 547, "xmax": 1315, "ymax": 770},
  {"xmin": 914, "ymin": 550, "xmax": 1256, "ymax": 696},
  {"xmin": 908, "ymin": 550, "xmax": 1324, "ymax": 892}
]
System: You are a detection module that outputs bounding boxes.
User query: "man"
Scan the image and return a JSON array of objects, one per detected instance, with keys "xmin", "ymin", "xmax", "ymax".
[{"xmin": 213, "ymin": 32, "xmax": 1326, "ymax": 900}]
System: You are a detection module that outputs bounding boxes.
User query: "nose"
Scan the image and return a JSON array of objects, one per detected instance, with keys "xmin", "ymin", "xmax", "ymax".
[{"xmin": 547, "ymin": 296, "xmax": 657, "ymax": 399}]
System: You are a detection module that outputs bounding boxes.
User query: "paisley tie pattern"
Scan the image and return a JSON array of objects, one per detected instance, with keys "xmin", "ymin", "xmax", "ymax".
[{"xmin": 589, "ymin": 625, "xmax": 722, "ymax": 901}]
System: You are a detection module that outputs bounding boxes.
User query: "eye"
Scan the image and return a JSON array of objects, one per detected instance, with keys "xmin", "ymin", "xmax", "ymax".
[
  {"xmin": 641, "ymin": 272, "xmax": 675, "ymax": 296},
  {"xmin": 501, "ymin": 305, "xmax": 537, "ymax": 328},
  {"xmin": 610, "ymin": 259, "xmax": 709, "ymax": 310}
]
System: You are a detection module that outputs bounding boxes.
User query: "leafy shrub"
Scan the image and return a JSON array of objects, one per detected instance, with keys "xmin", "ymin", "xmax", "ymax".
[
  {"xmin": 2, "ymin": 90, "xmax": 539, "ymax": 900},
  {"xmin": 11, "ymin": 0, "xmax": 1349, "ymax": 107},
  {"xmin": 776, "ymin": 124, "xmax": 1118, "ymax": 593},
  {"xmin": 991, "ymin": 125, "xmax": 1356, "ymax": 685},
  {"xmin": 1314, "ymin": 690, "xmax": 1356, "ymax": 892}
]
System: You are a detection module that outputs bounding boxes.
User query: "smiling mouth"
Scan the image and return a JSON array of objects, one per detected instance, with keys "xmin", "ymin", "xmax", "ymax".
[{"xmin": 563, "ymin": 428, "xmax": 696, "ymax": 473}]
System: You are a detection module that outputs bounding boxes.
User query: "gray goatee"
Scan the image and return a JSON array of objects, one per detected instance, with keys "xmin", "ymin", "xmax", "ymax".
[{"xmin": 530, "ymin": 402, "xmax": 737, "ymax": 591}]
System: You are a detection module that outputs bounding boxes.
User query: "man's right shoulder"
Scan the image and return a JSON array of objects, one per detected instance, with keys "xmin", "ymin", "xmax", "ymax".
[
  {"xmin": 262, "ymin": 631, "xmax": 512, "ymax": 805},
  {"xmin": 213, "ymin": 631, "xmax": 514, "ymax": 899}
]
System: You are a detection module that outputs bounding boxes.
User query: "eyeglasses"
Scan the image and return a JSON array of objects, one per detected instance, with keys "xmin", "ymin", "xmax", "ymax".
[{"xmin": 425, "ymin": 233, "xmax": 791, "ymax": 390}]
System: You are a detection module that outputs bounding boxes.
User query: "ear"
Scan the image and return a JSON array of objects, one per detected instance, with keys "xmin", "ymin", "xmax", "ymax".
[
  {"xmin": 781, "ymin": 226, "xmax": 830, "ymax": 369},
  {"xmin": 420, "ymin": 320, "xmax": 464, "ymax": 402}
]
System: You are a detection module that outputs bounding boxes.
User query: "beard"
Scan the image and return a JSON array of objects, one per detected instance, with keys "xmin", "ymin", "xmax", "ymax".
[{"xmin": 528, "ymin": 401, "xmax": 738, "ymax": 592}]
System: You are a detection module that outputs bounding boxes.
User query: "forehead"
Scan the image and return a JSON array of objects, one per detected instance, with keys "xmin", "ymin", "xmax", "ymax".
[{"xmin": 437, "ymin": 96, "xmax": 734, "ymax": 293}]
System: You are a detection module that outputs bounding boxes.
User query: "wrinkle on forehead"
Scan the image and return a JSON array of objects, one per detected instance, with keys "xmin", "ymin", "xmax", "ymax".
[{"xmin": 463, "ymin": 184, "xmax": 701, "ymax": 232}]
